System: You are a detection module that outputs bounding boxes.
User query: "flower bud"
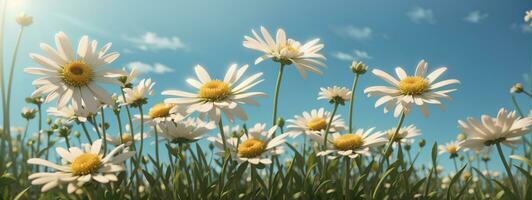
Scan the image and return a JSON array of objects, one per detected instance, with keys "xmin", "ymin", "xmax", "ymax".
[
  {"xmin": 15, "ymin": 12, "xmax": 33, "ymax": 27},
  {"xmin": 350, "ymin": 61, "xmax": 368, "ymax": 75},
  {"xmin": 510, "ymin": 83, "xmax": 524, "ymax": 94},
  {"xmin": 74, "ymin": 131, "xmax": 81, "ymax": 138},
  {"xmin": 418, "ymin": 139, "xmax": 426, "ymax": 148},
  {"xmin": 276, "ymin": 117, "xmax": 285, "ymax": 128}
]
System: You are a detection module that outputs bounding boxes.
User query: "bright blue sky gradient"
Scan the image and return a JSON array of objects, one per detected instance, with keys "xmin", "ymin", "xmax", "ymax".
[{"xmin": 2, "ymin": 0, "xmax": 532, "ymax": 172}]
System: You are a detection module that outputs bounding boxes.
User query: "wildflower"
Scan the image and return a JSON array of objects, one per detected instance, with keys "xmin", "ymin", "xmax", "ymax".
[
  {"xmin": 162, "ymin": 64, "xmax": 265, "ymax": 122},
  {"xmin": 47, "ymin": 103, "xmax": 96, "ymax": 122},
  {"xmin": 136, "ymin": 103, "xmax": 185, "ymax": 126},
  {"xmin": 438, "ymin": 141, "xmax": 462, "ymax": 158},
  {"xmin": 158, "ymin": 118, "xmax": 216, "ymax": 143},
  {"xmin": 317, "ymin": 86, "xmax": 351, "ymax": 105},
  {"xmin": 27, "ymin": 139, "xmax": 134, "ymax": 193},
  {"xmin": 21, "ymin": 107, "xmax": 37, "ymax": 120},
  {"xmin": 105, "ymin": 125, "xmax": 146, "ymax": 146},
  {"xmin": 510, "ymin": 83, "xmax": 524, "ymax": 93},
  {"xmin": 209, "ymin": 123, "xmax": 287, "ymax": 165},
  {"xmin": 386, "ymin": 124, "xmax": 421, "ymax": 143},
  {"xmin": 119, "ymin": 78, "xmax": 155, "ymax": 106},
  {"xmin": 350, "ymin": 61, "xmax": 368, "ymax": 75},
  {"xmin": 310, "ymin": 128, "xmax": 387, "ymax": 159},
  {"xmin": 118, "ymin": 67, "xmax": 139, "ymax": 88},
  {"xmin": 364, "ymin": 60, "xmax": 459, "ymax": 117},
  {"xmin": 459, "ymin": 108, "xmax": 532, "ymax": 149},
  {"xmin": 15, "ymin": 12, "xmax": 33, "ymax": 26},
  {"xmin": 25, "ymin": 32, "xmax": 123, "ymax": 111},
  {"xmin": 287, "ymin": 108, "xmax": 346, "ymax": 138},
  {"xmin": 243, "ymin": 26, "xmax": 325, "ymax": 78}
]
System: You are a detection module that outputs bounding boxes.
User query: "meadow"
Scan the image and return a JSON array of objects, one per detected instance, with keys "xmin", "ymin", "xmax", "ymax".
[{"xmin": 0, "ymin": 5, "xmax": 532, "ymax": 200}]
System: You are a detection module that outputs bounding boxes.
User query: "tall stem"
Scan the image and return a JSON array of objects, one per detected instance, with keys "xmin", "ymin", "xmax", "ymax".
[
  {"xmin": 382, "ymin": 112, "xmax": 406, "ymax": 158},
  {"xmin": 348, "ymin": 74, "xmax": 360, "ymax": 133},
  {"xmin": 137, "ymin": 106, "xmax": 145, "ymax": 160},
  {"xmin": 80, "ymin": 122, "xmax": 93, "ymax": 144},
  {"xmin": 271, "ymin": 63, "xmax": 285, "ymax": 127},
  {"xmin": 0, "ymin": 0, "xmax": 9, "ymax": 153},
  {"xmin": 343, "ymin": 157, "xmax": 350, "ymax": 199},
  {"xmin": 5, "ymin": 27, "xmax": 24, "ymax": 145},
  {"xmin": 218, "ymin": 119, "xmax": 227, "ymax": 151},
  {"xmin": 100, "ymin": 108, "xmax": 107, "ymax": 155},
  {"xmin": 153, "ymin": 125, "xmax": 160, "ymax": 167},
  {"xmin": 323, "ymin": 103, "xmax": 339, "ymax": 149},
  {"xmin": 495, "ymin": 142, "xmax": 520, "ymax": 198}
]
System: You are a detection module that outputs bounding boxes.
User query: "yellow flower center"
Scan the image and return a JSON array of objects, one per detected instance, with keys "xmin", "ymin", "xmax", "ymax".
[
  {"xmin": 387, "ymin": 130, "xmax": 404, "ymax": 140},
  {"xmin": 307, "ymin": 117, "xmax": 327, "ymax": 131},
  {"xmin": 446, "ymin": 146, "xmax": 458, "ymax": 154},
  {"xmin": 238, "ymin": 139, "xmax": 266, "ymax": 158},
  {"xmin": 398, "ymin": 76, "xmax": 429, "ymax": 95},
  {"xmin": 198, "ymin": 80, "xmax": 231, "ymax": 102},
  {"xmin": 121, "ymin": 134, "xmax": 132, "ymax": 143},
  {"xmin": 334, "ymin": 134, "xmax": 364, "ymax": 151},
  {"xmin": 71, "ymin": 153, "xmax": 101, "ymax": 176},
  {"xmin": 148, "ymin": 103, "xmax": 173, "ymax": 119},
  {"xmin": 462, "ymin": 172, "xmax": 472, "ymax": 180},
  {"xmin": 281, "ymin": 43, "xmax": 299, "ymax": 54},
  {"xmin": 62, "ymin": 61, "xmax": 93, "ymax": 87}
]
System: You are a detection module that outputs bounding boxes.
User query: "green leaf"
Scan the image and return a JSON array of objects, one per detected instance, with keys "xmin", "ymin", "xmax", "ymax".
[
  {"xmin": 13, "ymin": 187, "xmax": 30, "ymax": 200},
  {"xmin": 372, "ymin": 166, "xmax": 396, "ymax": 199},
  {"xmin": 509, "ymin": 155, "xmax": 532, "ymax": 167},
  {"xmin": 446, "ymin": 164, "xmax": 466, "ymax": 200},
  {"xmin": 0, "ymin": 175, "xmax": 16, "ymax": 187}
]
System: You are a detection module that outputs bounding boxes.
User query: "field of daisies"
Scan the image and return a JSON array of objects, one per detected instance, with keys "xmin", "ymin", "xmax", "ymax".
[{"xmin": 0, "ymin": 6, "xmax": 532, "ymax": 200}]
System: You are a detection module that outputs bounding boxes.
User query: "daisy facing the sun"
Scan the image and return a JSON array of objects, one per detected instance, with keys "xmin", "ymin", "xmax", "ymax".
[
  {"xmin": 25, "ymin": 32, "xmax": 124, "ymax": 112},
  {"xmin": 27, "ymin": 139, "xmax": 134, "ymax": 193}
]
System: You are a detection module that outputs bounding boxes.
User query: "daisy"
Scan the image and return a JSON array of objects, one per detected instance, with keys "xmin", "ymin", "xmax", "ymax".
[
  {"xmin": 27, "ymin": 139, "xmax": 134, "ymax": 193},
  {"xmin": 364, "ymin": 60, "xmax": 459, "ymax": 117},
  {"xmin": 157, "ymin": 117, "xmax": 216, "ymax": 143},
  {"xmin": 525, "ymin": 10, "xmax": 532, "ymax": 23},
  {"xmin": 118, "ymin": 67, "xmax": 139, "ymax": 88},
  {"xmin": 47, "ymin": 103, "xmax": 97, "ymax": 122},
  {"xmin": 385, "ymin": 124, "xmax": 421, "ymax": 143},
  {"xmin": 309, "ymin": 128, "xmax": 387, "ymax": 159},
  {"xmin": 24, "ymin": 32, "xmax": 123, "ymax": 111},
  {"xmin": 136, "ymin": 103, "xmax": 185, "ymax": 126},
  {"xmin": 15, "ymin": 12, "xmax": 33, "ymax": 27},
  {"xmin": 208, "ymin": 123, "xmax": 286, "ymax": 165},
  {"xmin": 105, "ymin": 125, "xmax": 146, "ymax": 146},
  {"xmin": 438, "ymin": 141, "xmax": 462, "ymax": 158},
  {"xmin": 459, "ymin": 108, "xmax": 532, "ymax": 149},
  {"xmin": 317, "ymin": 86, "xmax": 351, "ymax": 104},
  {"xmin": 287, "ymin": 108, "xmax": 346, "ymax": 138},
  {"xmin": 243, "ymin": 26, "xmax": 326, "ymax": 78},
  {"xmin": 119, "ymin": 78, "xmax": 155, "ymax": 106},
  {"xmin": 162, "ymin": 64, "xmax": 265, "ymax": 122}
]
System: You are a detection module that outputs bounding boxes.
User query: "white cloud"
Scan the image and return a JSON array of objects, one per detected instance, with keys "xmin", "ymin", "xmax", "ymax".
[
  {"xmin": 332, "ymin": 49, "xmax": 372, "ymax": 61},
  {"xmin": 407, "ymin": 7, "xmax": 436, "ymax": 24},
  {"xmin": 125, "ymin": 32, "xmax": 186, "ymax": 51},
  {"xmin": 336, "ymin": 26, "xmax": 372, "ymax": 40},
  {"xmin": 126, "ymin": 61, "xmax": 175, "ymax": 74},
  {"xmin": 464, "ymin": 11, "xmax": 488, "ymax": 23}
]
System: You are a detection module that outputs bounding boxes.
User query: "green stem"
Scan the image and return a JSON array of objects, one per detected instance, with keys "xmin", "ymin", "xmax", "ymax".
[
  {"xmin": 251, "ymin": 165, "xmax": 256, "ymax": 198},
  {"xmin": 484, "ymin": 161, "xmax": 494, "ymax": 195},
  {"xmin": 348, "ymin": 74, "xmax": 360, "ymax": 133},
  {"xmin": 344, "ymin": 157, "xmax": 350, "ymax": 199},
  {"xmin": 323, "ymin": 102, "xmax": 339, "ymax": 149},
  {"xmin": 64, "ymin": 134, "xmax": 71, "ymax": 149},
  {"xmin": 218, "ymin": 119, "xmax": 227, "ymax": 151},
  {"xmin": 80, "ymin": 122, "xmax": 93, "ymax": 144},
  {"xmin": 153, "ymin": 125, "xmax": 160, "ymax": 168},
  {"xmin": 495, "ymin": 142, "xmax": 520, "ymax": 198},
  {"xmin": 383, "ymin": 112, "xmax": 406, "ymax": 159},
  {"xmin": 521, "ymin": 90, "xmax": 532, "ymax": 99},
  {"xmin": 271, "ymin": 63, "xmax": 285, "ymax": 127},
  {"xmin": 0, "ymin": 0, "xmax": 8, "ymax": 163},
  {"xmin": 100, "ymin": 107, "xmax": 107, "ymax": 155},
  {"xmin": 137, "ymin": 106, "xmax": 145, "ymax": 160}
]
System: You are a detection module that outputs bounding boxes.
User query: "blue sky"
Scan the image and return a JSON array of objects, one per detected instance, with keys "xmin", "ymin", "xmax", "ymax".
[{"xmin": 2, "ymin": 0, "xmax": 532, "ymax": 172}]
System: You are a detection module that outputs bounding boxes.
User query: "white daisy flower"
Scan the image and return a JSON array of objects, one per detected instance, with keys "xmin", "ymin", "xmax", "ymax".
[
  {"xmin": 119, "ymin": 78, "xmax": 155, "ymax": 106},
  {"xmin": 317, "ymin": 86, "xmax": 351, "ymax": 104},
  {"xmin": 525, "ymin": 10, "xmax": 532, "ymax": 23},
  {"xmin": 136, "ymin": 103, "xmax": 185, "ymax": 126},
  {"xmin": 24, "ymin": 32, "xmax": 123, "ymax": 111},
  {"xmin": 243, "ymin": 26, "xmax": 326, "ymax": 78},
  {"xmin": 364, "ymin": 60, "xmax": 459, "ymax": 117},
  {"xmin": 287, "ymin": 108, "xmax": 346, "ymax": 138},
  {"xmin": 385, "ymin": 124, "xmax": 421, "ymax": 143},
  {"xmin": 27, "ymin": 139, "xmax": 134, "ymax": 193},
  {"xmin": 309, "ymin": 128, "xmax": 387, "ymax": 159},
  {"xmin": 105, "ymin": 125, "xmax": 146, "ymax": 146},
  {"xmin": 438, "ymin": 141, "xmax": 462, "ymax": 158},
  {"xmin": 157, "ymin": 117, "xmax": 216, "ymax": 143},
  {"xmin": 119, "ymin": 67, "xmax": 139, "ymax": 88},
  {"xmin": 162, "ymin": 64, "xmax": 265, "ymax": 122},
  {"xmin": 15, "ymin": 12, "xmax": 33, "ymax": 26},
  {"xmin": 459, "ymin": 108, "xmax": 532, "ymax": 149},
  {"xmin": 47, "ymin": 103, "xmax": 97, "ymax": 122},
  {"xmin": 208, "ymin": 124, "xmax": 287, "ymax": 165}
]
